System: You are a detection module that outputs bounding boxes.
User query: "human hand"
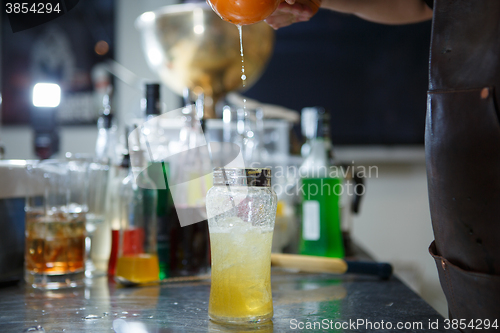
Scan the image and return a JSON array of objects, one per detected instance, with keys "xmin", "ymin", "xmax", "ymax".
[{"xmin": 265, "ymin": 0, "xmax": 316, "ymax": 29}]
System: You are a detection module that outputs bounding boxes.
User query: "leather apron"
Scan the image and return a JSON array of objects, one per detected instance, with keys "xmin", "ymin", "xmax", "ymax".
[{"xmin": 426, "ymin": 0, "xmax": 500, "ymax": 325}]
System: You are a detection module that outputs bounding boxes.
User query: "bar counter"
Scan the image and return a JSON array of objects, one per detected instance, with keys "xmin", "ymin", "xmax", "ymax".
[{"xmin": 0, "ymin": 268, "xmax": 457, "ymax": 333}]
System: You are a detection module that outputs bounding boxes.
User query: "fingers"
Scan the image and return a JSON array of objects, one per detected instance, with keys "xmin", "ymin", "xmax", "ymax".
[
  {"xmin": 265, "ymin": 14, "xmax": 295, "ymax": 29},
  {"xmin": 277, "ymin": 1, "xmax": 312, "ymax": 14},
  {"xmin": 265, "ymin": 11, "xmax": 312, "ymax": 29},
  {"xmin": 266, "ymin": 1, "xmax": 314, "ymax": 29},
  {"xmin": 277, "ymin": 2, "xmax": 313, "ymax": 19}
]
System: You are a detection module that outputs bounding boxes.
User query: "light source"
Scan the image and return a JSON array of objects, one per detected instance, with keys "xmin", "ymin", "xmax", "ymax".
[
  {"xmin": 31, "ymin": 82, "xmax": 61, "ymax": 159},
  {"xmin": 32, "ymin": 83, "xmax": 61, "ymax": 108}
]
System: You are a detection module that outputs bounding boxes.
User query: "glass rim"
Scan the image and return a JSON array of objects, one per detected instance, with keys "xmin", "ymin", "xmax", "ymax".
[
  {"xmin": 212, "ymin": 167, "xmax": 271, "ymax": 187},
  {"xmin": 213, "ymin": 167, "xmax": 271, "ymax": 172}
]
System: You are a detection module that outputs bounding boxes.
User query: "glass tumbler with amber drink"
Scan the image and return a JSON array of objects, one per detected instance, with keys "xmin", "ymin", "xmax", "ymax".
[
  {"xmin": 206, "ymin": 168, "xmax": 277, "ymax": 324},
  {"xmin": 25, "ymin": 160, "xmax": 89, "ymax": 289}
]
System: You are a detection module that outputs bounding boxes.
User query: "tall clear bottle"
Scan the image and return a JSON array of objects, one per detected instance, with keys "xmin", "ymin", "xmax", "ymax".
[
  {"xmin": 299, "ymin": 107, "xmax": 344, "ymax": 258},
  {"xmin": 115, "ymin": 136, "xmax": 159, "ymax": 283},
  {"xmin": 107, "ymin": 132, "xmax": 132, "ymax": 277},
  {"xmin": 95, "ymin": 89, "xmax": 117, "ymax": 165},
  {"xmin": 90, "ymin": 89, "xmax": 117, "ymax": 273},
  {"xmin": 166, "ymin": 92, "xmax": 211, "ymax": 277}
]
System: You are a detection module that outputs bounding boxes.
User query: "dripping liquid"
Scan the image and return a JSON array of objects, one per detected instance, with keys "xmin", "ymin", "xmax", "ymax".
[{"xmin": 238, "ymin": 25, "xmax": 247, "ymax": 110}]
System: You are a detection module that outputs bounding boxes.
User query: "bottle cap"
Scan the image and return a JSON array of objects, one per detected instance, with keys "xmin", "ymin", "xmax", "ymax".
[
  {"xmin": 101, "ymin": 89, "xmax": 114, "ymax": 129},
  {"xmin": 301, "ymin": 107, "xmax": 319, "ymax": 140},
  {"xmin": 145, "ymin": 83, "xmax": 161, "ymax": 116},
  {"xmin": 102, "ymin": 113, "xmax": 114, "ymax": 129},
  {"xmin": 213, "ymin": 168, "xmax": 271, "ymax": 187},
  {"xmin": 302, "ymin": 106, "xmax": 329, "ymax": 139}
]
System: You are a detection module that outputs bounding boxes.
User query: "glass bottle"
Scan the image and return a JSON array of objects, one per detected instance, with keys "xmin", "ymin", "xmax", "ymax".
[
  {"xmin": 141, "ymin": 83, "xmax": 172, "ymax": 280},
  {"xmin": 107, "ymin": 149, "xmax": 131, "ymax": 277},
  {"xmin": 88, "ymin": 90, "xmax": 116, "ymax": 274},
  {"xmin": 299, "ymin": 107, "xmax": 344, "ymax": 258},
  {"xmin": 301, "ymin": 107, "xmax": 334, "ymax": 163},
  {"xmin": 143, "ymin": 83, "xmax": 169, "ymax": 161},
  {"xmin": 114, "ymin": 141, "xmax": 159, "ymax": 284},
  {"xmin": 167, "ymin": 97, "xmax": 211, "ymax": 277},
  {"xmin": 95, "ymin": 89, "xmax": 117, "ymax": 165},
  {"xmin": 300, "ymin": 107, "xmax": 318, "ymax": 158}
]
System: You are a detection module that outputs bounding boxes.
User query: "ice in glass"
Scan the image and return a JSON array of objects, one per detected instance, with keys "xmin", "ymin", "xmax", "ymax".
[
  {"xmin": 206, "ymin": 168, "xmax": 277, "ymax": 324},
  {"xmin": 24, "ymin": 160, "xmax": 88, "ymax": 289}
]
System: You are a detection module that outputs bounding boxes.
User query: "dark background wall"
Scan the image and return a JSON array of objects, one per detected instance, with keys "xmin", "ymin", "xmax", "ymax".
[
  {"xmin": 243, "ymin": 9, "xmax": 432, "ymax": 145},
  {"xmin": 1, "ymin": 0, "xmax": 115, "ymax": 125}
]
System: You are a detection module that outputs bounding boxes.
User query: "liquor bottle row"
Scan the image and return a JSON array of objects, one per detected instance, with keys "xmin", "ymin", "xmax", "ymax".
[
  {"xmin": 90, "ymin": 83, "xmax": 362, "ymax": 284},
  {"xmin": 92, "ymin": 83, "xmax": 210, "ymax": 284}
]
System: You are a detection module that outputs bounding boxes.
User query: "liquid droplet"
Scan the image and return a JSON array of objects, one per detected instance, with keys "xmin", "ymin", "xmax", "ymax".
[
  {"xmin": 121, "ymin": 311, "xmax": 128, "ymax": 314},
  {"xmin": 83, "ymin": 315, "xmax": 102, "ymax": 320},
  {"xmin": 103, "ymin": 312, "xmax": 109, "ymax": 316},
  {"xmin": 241, "ymin": 74, "xmax": 247, "ymax": 81},
  {"xmin": 148, "ymin": 316, "xmax": 154, "ymax": 319},
  {"xmin": 173, "ymin": 302, "xmax": 178, "ymax": 305},
  {"xmin": 24, "ymin": 326, "xmax": 45, "ymax": 332}
]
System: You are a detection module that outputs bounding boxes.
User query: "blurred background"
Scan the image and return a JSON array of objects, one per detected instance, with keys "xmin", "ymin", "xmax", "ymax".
[{"xmin": 0, "ymin": 0, "xmax": 445, "ymax": 315}]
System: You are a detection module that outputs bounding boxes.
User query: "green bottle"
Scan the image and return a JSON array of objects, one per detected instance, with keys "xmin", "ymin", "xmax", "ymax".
[
  {"xmin": 300, "ymin": 177, "xmax": 344, "ymax": 257},
  {"xmin": 143, "ymin": 84, "xmax": 172, "ymax": 279},
  {"xmin": 299, "ymin": 107, "xmax": 344, "ymax": 258},
  {"xmin": 148, "ymin": 161, "xmax": 171, "ymax": 280}
]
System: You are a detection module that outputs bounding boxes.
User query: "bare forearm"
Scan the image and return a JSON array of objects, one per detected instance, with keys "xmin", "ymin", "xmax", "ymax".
[{"xmin": 320, "ymin": 0, "xmax": 433, "ymax": 25}]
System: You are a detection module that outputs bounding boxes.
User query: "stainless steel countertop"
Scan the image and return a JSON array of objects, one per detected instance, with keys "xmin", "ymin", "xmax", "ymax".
[{"xmin": 0, "ymin": 269, "xmax": 457, "ymax": 333}]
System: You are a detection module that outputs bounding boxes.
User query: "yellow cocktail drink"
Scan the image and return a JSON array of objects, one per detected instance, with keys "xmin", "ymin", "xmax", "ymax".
[
  {"xmin": 209, "ymin": 224, "xmax": 274, "ymax": 324},
  {"xmin": 206, "ymin": 168, "xmax": 277, "ymax": 324},
  {"xmin": 116, "ymin": 254, "xmax": 160, "ymax": 283}
]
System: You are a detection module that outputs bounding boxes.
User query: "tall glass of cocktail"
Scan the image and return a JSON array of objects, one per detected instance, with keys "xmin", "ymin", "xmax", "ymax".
[{"xmin": 206, "ymin": 168, "xmax": 277, "ymax": 324}]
